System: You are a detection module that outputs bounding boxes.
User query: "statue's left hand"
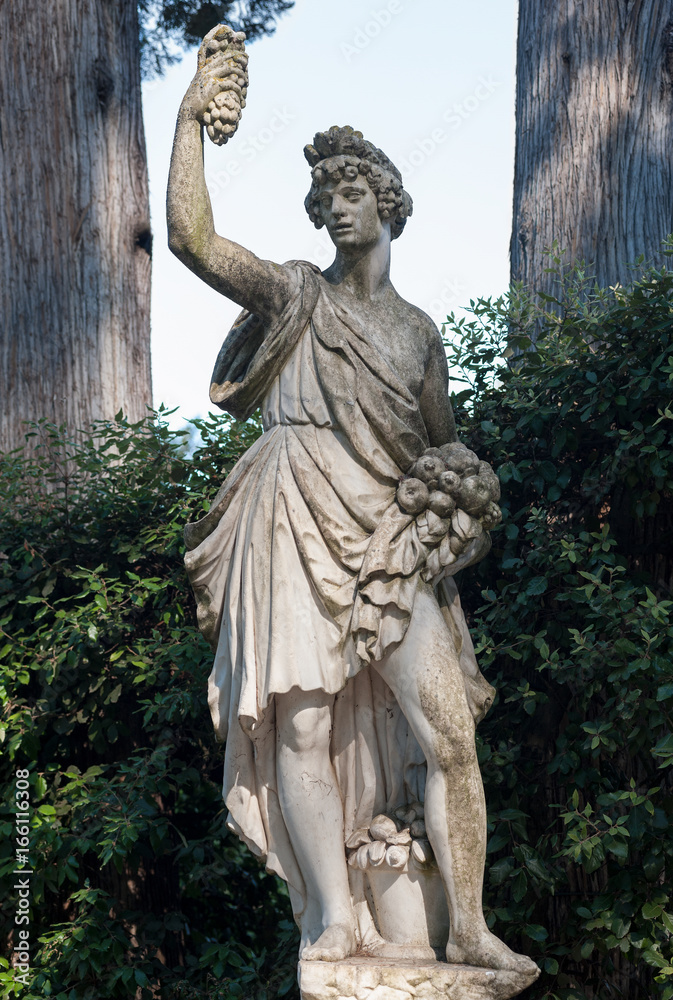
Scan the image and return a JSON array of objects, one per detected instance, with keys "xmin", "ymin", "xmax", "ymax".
[
  {"xmin": 423, "ymin": 522, "xmax": 492, "ymax": 585},
  {"xmin": 446, "ymin": 530, "xmax": 492, "ymax": 575}
]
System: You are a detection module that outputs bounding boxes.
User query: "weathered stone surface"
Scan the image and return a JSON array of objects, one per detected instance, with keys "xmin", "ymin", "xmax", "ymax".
[
  {"xmin": 169, "ymin": 25, "xmax": 541, "ymax": 979},
  {"xmin": 298, "ymin": 956, "xmax": 539, "ymax": 1000}
]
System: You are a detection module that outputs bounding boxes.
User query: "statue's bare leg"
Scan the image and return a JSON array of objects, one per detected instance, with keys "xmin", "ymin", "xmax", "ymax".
[
  {"xmin": 374, "ymin": 584, "xmax": 538, "ymax": 975},
  {"xmin": 275, "ymin": 687, "xmax": 357, "ymax": 961}
]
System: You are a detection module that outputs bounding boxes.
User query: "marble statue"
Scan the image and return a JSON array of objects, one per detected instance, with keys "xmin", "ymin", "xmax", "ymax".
[{"xmin": 167, "ymin": 25, "xmax": 540, "ymax": 1000}]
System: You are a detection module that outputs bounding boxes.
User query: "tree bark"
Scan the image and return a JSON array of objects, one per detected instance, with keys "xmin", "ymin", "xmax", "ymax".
[
  {"xmin": 511, "ymin": 0, "xmax": 673, "ymax": 297},
  {"xmin": 0, "ymin": 0, "xmax": 152, "ymax": 453}
]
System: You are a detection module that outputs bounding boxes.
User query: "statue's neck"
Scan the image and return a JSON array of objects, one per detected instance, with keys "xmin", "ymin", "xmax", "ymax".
[{"xmin": 323, "ymin": 229, "xmax": 392, "ymax": 301}]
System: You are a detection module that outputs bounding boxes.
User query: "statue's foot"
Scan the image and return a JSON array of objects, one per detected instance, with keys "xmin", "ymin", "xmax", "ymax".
[
  {"xmin": 446, "ymin": 929, "xmax": 539, "ymax": 977},
  {"xmin": 364, "ymin": 939, "xmax": 437, "ymax": 962},
  {"xmin": 301, "ymin": 922, "xmax": 357, "ymax": 962}
]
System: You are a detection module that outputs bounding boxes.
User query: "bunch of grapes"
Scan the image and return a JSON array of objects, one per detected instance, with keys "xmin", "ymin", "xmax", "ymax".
[
  {"xmin": 198, "ymin": 26, "xmax": 248, "ymax": 146},
  {"xmin": 371, "ymin": 168, "xmax": 404, "ymax": 222}
]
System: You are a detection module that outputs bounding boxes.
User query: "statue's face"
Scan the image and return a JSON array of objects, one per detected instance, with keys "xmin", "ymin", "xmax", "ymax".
[{"xmin": 317, "ymin": 176, "xmax": 387, "ymax": 250}]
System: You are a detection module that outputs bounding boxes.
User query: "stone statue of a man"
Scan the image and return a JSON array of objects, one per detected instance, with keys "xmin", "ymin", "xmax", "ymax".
[{"xmin": 167, "ymin": 25, "xmax": 538, "ymax": 989}]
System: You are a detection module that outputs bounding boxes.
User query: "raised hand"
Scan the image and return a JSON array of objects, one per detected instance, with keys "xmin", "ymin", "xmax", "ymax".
[{"xmin": 184, "ymin": 24, "xmax": 248, "ymax": 145}]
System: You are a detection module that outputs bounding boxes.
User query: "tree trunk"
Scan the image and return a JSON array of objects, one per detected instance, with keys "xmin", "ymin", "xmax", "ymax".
[
  {"xmin": 0, "ymin": 0, "xmax": 152, "ymax": 453},
  {"xmin": 511, "ymin": 0, "xmax": 673, "ymax": 298},
  {"xmin": 511, "ymin": 10, "xmax": 673, "ymax": 996}
]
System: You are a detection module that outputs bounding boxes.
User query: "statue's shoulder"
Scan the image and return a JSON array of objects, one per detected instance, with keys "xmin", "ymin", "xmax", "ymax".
[
  {"xmin": 275, "ymin": 259, "xmax": 323, "ymax": 304},
  {"xmin": 283, "ymin": 259, "xmax": 322, "ymax": 276},
  {"xmin": 393, "ymin": 292, "xmax": 443, "ymax": 352}
]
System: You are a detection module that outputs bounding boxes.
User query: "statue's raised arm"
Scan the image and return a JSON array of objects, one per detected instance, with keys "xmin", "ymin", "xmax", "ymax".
[{"xmin": 166, "ymin": 25, "xmax": 293, "ymax": 322}]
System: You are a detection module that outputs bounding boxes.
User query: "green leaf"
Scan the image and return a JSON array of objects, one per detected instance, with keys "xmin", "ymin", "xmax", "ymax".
[
  {"xmin": 643, "ymin": 948, "xmax": 670, "ymax": 969},
  {"xmin": 606, "ymin": 837, "xmax": 629, "ymax": 860},
  {"xmin": 512, "ymin": 870, "xmax": 527, "ymax": 902},
  {"xmin": 498, "ymin": 808, "xmax": 528, "ymax": 821},
  {"xmin": 526, "ymin": 576, "xmax": 549, "ymax": 597},
  {"xmin": 108, "ymin": 684, "xmax": 123, "ymax": 704},
  {"xmin": 523, "ymin": 924, "xmax": 548, "ymax": 942}
]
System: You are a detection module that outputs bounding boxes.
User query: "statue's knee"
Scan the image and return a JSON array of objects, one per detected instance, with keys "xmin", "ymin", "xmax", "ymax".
[
  {"xmin": 280, "ymin": 706, "xmax": 331, "ymax": 756},
  {"xmin": 431, "ymin": 721, "xmax": 476, "ymax": 771}
]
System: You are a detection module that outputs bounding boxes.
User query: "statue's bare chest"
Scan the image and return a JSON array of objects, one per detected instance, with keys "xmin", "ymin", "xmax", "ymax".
[{"xmin": 324, "ymin": 287, "xmax": 428, "ymax": 397}]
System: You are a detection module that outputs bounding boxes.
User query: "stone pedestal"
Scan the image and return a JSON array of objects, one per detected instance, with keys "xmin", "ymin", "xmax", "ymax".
[{"xmin": 298, "ymin": 956, "xmax": 539, "ymax": 1000}]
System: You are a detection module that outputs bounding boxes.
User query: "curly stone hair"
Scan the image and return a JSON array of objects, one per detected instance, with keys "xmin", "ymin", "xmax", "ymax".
[{"xmin": 304, "ymin": 125, "xmax": 413, "ymax": 240}]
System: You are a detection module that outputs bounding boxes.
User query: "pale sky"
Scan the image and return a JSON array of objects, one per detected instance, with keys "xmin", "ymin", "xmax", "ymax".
[{"xmin": 143, "ymin": 0, "xmax": 518, "ymax": 426}]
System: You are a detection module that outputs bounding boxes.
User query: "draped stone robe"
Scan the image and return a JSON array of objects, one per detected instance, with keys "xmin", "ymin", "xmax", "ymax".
[{"xmin": 184, "ymin": 261, "xmax": 494, "ymax": 938}]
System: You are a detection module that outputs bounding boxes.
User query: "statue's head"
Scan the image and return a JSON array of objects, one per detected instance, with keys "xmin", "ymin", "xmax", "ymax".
[{"xmin": 304, "ymin": 126, "xmax": 413, "ymax": 241}]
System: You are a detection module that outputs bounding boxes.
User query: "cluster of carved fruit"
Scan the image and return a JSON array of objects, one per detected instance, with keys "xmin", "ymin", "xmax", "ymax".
[
  {"xmin": 346, "ymin": 804, "xmax": 434, "ymax": 872},
  {"xmin": 397, "ymin": 442, "xmax": 501, "ymax": 531},
  {"xmin": 200, "ymin": 26, "xmax": 248, "ymax": 146}
]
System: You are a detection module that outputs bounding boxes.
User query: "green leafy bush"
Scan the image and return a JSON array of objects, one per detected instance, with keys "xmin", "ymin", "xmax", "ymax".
[
  {"xmin": 444, "ymin": 251, "xmax": 673, "ymax": 998},
  {"xmin": 1, "ymin": 252, "xmax": 672, "ymax": 1000},
  {"xmin": 0, "ymin": 411, "xmax": 299, "ymax": 999}
]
